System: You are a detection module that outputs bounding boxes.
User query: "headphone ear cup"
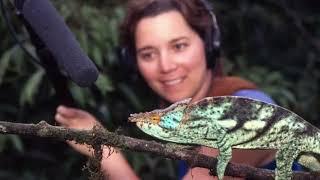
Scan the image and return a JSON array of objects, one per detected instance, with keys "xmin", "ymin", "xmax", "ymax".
[
  {"xmin": 205, "ymin": 35, "xmax": 221, "ymax": 69},
  {"xmin": 116, "ymin": 46, "xmax": 140, "ymax": 82},
  {"xmin": 205, "ymin": 49, "xmax": 216, "ymax": 68},
  {"xmin": 118, "ymin": 47, "xmax": 135, "ymax": 72}
]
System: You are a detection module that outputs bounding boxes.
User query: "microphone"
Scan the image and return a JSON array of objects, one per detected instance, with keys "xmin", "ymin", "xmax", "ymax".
[{"xmin": 14, "ymin": 0, "xmax": 99, "ymax": 87}]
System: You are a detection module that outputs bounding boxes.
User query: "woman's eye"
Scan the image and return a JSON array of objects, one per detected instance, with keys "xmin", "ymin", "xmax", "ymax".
[
  {"xmin": 139, "ymin": 52, "xmax": 154, "ymax": 60},
  {"xmin": 174, "ymin": 43, "xmax": 188, "ymax": 51}
]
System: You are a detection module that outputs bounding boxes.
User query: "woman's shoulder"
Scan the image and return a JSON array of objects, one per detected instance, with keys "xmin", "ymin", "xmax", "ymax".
[
  {"xmin": 232, "ymin": 89, "xmax": 275, "ymax": 104},
  {"xmin": 210, "ymin": 76, "xmax": 257, "ymax": 96}
]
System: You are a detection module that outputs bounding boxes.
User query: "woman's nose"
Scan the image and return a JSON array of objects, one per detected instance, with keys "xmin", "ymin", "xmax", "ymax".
[{"xmin": 159, "ymin": 53, "xmax": 177, "ymax": 73}]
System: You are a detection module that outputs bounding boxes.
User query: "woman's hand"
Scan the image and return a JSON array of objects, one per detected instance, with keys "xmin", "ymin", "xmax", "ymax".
[
  {"xmin": 55, "ymin": 105, "xmax": 101, "ymax": 156},
  {"xmin": 55, "ymin": 105, "xmax": 140, "ymax": 180}
]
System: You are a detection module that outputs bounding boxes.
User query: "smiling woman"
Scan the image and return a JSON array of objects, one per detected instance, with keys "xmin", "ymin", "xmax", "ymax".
[
  {"xmin": 135, "ymin": 11, "xmax": 211, "ymax": 103},
  {"xmin": 54, "ymin": 0, "xmax": 302, "ymax": 179}
]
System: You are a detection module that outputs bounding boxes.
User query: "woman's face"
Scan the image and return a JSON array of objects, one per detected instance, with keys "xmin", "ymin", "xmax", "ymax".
[{"xmin": 135, "ymin": 10, "xmax": 212, "ymax": 103}]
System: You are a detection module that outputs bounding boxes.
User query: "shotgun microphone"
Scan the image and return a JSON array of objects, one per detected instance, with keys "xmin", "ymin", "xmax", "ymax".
[{"xmin": 14, "ymin": 0, "xmax": 99, "ymax": 87}]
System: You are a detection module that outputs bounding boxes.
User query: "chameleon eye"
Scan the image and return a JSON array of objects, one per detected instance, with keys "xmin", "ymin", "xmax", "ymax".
[{"xmin": 150, "ymin": 114, "xmax": 161, "ymax": 124}]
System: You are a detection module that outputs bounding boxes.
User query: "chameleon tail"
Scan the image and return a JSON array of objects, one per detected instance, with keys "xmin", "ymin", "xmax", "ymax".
[
  {"xmin": 297, "ymin": 154, "xmax": 320, "ymax": 172},
  {"xmin": 313, "ymin": 132, "xmax": 320, "ymax": 154}
]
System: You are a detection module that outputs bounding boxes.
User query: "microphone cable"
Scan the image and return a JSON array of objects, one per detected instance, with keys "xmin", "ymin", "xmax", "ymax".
[{"xmin": 0, "ymin": 0, "xmax": 43, "ymax": 68}]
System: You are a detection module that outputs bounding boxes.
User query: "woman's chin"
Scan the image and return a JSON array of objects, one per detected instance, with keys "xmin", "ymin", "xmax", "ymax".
[{"xmin": 163, "ymin": 94, "xmax": 191, "ymax": 103}]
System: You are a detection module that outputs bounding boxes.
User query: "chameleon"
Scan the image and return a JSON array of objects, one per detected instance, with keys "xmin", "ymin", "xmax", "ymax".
[{"xmin": 128, "ymin": 96, "xmax": 320, "ymax": 180}]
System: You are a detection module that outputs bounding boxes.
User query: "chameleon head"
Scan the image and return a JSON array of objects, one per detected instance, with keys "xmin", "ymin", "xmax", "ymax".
[
  {"xmin": 128, "ymin": 98, "xmax": 192, "ymax": 140},
  {"xmin": 128, "ymin": 112, "xmax": 162, "ymax": 125}
]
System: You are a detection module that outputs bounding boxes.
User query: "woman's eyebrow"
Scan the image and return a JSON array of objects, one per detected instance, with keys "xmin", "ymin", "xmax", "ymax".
[
  {"xmin": 170, "ymin": 37, "xmax": 189, "ymax": 44},
  {"xmin": 136, "ymin": 46, "xmax": 155, "ymax": 54}
]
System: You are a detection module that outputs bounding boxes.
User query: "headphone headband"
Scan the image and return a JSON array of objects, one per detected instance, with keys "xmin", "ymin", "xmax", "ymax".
[{"xmin": 199, "ymin": 0, "xmax": 220, "ymax": 50}]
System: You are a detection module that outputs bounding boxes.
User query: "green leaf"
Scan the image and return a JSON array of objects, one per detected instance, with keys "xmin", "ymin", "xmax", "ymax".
[
  {"xmin": 0, "ymin": 136, "xmax": 7, "ymax": 153},
  {"xmin": 0, "ymin": 135, "xmax": 23, "ymax": 153},
  {"xmin": 19, "ymin": 69, "xmax": 45, "ymax": 105},
  {"xmin": 109, "ymin": 18, "xmax": 119, "ymax": 45},
  {"xmin": 92, "ymin": 46, "xmax": 103, "ymax": 67},
  {"xmin": 0, "ymin": 48, "xmax": 12, "ymax": 85},
  {"xmin": 77, "ymin": 31, "xmax": 89, "ymax": 53},
  {"xmin": 280, "ymin": 88, "xmax": 297, "ymax": 104},
  {"xmin": 69, "ymin": 83, "xmax": 95, "ymax": 107},
  {"xmin": 70, "ymin": 84, "xmax": 86, "ymax": 107},
  {"xmin": 94, "ymin": 74, "xmax": 114, "ymax": 96},
  {"xmin": 118, "ymin": 83, "xmax": 142, "ymax": 110},
  {"xmin": 8, "ymin": 135, "xmax": 24, "ymax": 153}
]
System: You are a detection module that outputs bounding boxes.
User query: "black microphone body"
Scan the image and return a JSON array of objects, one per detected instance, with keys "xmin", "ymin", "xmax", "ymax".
[{"xmin": 15, "ymin": 0, "xmax": 99, "ymax": 87}]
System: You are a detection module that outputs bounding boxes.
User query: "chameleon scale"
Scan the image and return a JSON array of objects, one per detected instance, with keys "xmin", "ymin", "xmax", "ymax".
[{"xmin": 129, "ymin": 96, "xmax": 320, "ymax": 180}]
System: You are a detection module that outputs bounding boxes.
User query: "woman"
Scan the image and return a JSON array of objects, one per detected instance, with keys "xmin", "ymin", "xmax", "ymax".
[{"xmin": 55, "ymin": 0, "xmax": 288, "ymax": 179}]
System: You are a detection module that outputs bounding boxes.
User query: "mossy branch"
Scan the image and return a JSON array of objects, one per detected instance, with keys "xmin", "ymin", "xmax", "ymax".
[{"xmin": 0, "ymin": 120, "xmax": 317, "ymax": 179}]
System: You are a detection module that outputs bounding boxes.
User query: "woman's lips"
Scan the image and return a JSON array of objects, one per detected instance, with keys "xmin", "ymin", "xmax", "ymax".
[
  {"xmin": 161, "ymin": 77, "xmax": 185, "ymax": 86},
  {"xmin": 163, "ymin": 78, "xmax": 182, "ymax": 85}
]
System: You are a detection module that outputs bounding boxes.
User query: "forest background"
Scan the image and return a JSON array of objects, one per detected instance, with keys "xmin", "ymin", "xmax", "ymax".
[{"xmin": 0, "ymin": 0, "xmax": 319, "ymax": 179}]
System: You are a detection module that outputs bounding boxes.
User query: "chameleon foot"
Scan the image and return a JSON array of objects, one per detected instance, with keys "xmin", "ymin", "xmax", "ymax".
[{"xmin": 275, "ymin": 145, "xmax": 299, "ymax": 180}]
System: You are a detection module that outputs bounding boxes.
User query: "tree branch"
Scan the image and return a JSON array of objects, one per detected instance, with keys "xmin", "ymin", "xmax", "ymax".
[{"xmin": 0, "ymin": 120, "xmax": 317, "ymax": 179}]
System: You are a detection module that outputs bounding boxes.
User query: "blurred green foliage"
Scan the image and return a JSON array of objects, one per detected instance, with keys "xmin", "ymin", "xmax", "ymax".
[{"xmin": 0, "ymin": 0, "xmax": 319, "ymax": 179}]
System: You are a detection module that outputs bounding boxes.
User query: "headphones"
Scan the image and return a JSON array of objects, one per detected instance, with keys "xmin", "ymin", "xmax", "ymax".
[
  {"xmin": 119, "ymin": 0, "xmax": 221, "ymax": 73},
  {"xmin": 199, "ymin": 0, "xmax": 221, "ymax": 69}
]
